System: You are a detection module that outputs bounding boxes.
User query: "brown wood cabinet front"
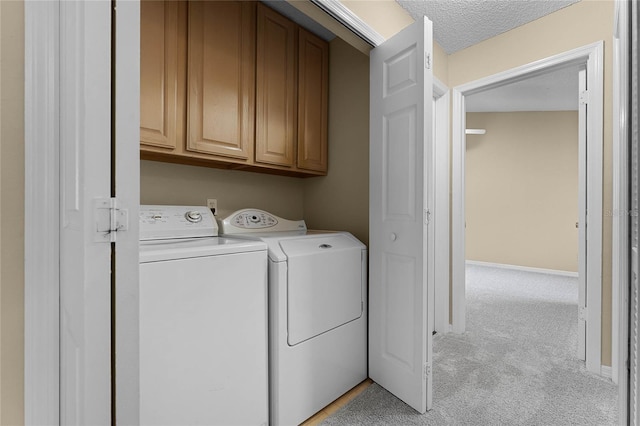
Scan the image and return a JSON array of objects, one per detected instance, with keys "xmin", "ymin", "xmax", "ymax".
[
  {"xmin": 187, "ymin": 1, "xmax": 256, "ymax": 161},
  {"xmin": 255, "ymin": 3, "xmax": 297, "ymax": 167},
  {"xmin": 140, "ymin": 0, "xmax": 186, "ymax": 151},
  {"xmin": 297, "ymin": 28, "xmax": 329, "ymax": 173},
  {"xmin": 140, "ymin": 1, "xmax": 329, "ymax": 177}
]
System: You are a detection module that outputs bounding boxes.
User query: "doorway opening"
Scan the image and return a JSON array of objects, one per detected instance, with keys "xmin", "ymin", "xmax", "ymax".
[
  {"xmin": 451, "ymin": 42, "xmax": 605, "ymax": 374},
  {"xmin": 464, "ymin": 66, "xmax": 583, "ymax": 359}
]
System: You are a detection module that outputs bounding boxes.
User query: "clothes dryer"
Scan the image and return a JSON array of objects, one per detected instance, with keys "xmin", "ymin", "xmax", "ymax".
[{"xmin": 219, "ymin": 209, "xmax": 367, "ymax": 426}]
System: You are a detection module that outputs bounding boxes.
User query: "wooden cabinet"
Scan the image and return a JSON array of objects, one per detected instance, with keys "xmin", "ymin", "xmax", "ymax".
[
  {"xmin": 255, "ymin": 3, "xmax": 297, "ymax": 167},
  {"xmin": 140, "ymin": 0, "xmax": 186, "ymax": 151},
  {"xmin": 140, "ymin": 1, "xmax": 329, "ymax": 177},
  {"xmin": 297, "ymin": 28, "xmax": 329, "ymax": 172},
  {"xmin": 187, "ymin": 1, "xmax": 256, "ymax": 160}
]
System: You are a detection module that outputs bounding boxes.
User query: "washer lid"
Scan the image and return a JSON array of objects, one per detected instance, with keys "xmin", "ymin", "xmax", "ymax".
[{"xmin": 139, "ymin": 237, "xmax": 266, "ymax": 263}]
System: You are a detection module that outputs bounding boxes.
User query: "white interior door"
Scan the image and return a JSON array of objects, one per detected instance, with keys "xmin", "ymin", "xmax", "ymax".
[
  {"xmin": 369, "ymin": 16, "xmax": 434, "ymax": 413},
  {"xmin": 577, "ymin": 66, "xmax": 587, "ymax": 361},
  {"xmin": 59, "ymin": 1, "xmax": 113, "ymax": 423}
]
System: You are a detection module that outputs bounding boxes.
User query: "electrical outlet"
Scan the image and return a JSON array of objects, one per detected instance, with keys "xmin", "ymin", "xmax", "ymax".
[{"xmin": 207, "ymin": 199, "xmax": 218, "ymax": 215}]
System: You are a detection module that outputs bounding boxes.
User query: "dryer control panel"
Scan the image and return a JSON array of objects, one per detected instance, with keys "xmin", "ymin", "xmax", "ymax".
[{"xmin": 219, "ymin": 209, "xmax": 307, "ymax": 234}]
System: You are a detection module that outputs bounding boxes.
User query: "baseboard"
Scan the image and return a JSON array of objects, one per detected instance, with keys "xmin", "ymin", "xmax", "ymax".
[
  {"xmin": 466, "ymin": 260, "xmax": 579, "ymax": 278},
  {"xmin": 434, "ymin": 324, "xmax": 453, "ymax": 335},
  {"xmin": 601, "ymin": 365, "xmax": 612, "ymax": 379}
]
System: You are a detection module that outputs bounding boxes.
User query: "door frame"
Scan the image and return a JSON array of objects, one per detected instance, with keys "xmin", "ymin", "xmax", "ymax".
[
  {"xmin": 612, "ymin": 0, "xmax": 629, "ymax": 420},
  {"xmin": 433, "ymin": 79, "xmax": 451, "ymax": 334},
  {"xmin": 451, "ymin": 42, "xmax": 604, "ymax": 374}
]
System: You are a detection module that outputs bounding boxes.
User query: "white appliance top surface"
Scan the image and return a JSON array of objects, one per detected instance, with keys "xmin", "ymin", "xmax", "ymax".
[
  {"xmin": 218, "ymin": 209, "xmax": 365, "ymax": 261},
  {"xmin": 140, "ymin": 205, "xmax": 218, "ymax": 241},
  {"xmin": 139, "ymin": 236, "xmax": 266, "ymax": 263}
]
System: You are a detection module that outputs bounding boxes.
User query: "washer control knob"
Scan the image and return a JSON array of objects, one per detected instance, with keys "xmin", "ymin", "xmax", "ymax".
[
  {"xmin": 390, "ymin": 233, "xmax": 397, "ymax": 241},
  {"xmin": 185, "ymin": 210, "xmax": 203, "ymax": 223},
  {"xmin": 249, "ymin": 215, "xmax": 260, "ymax": 223}
]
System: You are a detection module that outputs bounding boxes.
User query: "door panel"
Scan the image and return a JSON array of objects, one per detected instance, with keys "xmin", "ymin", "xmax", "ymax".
[
  {"xmin": 383, "ymin": 254, "xmax": 416, "ymax": 367},
  {"xmin": 59, "ymin": 1, "xmax": 112, "ymax": 423},
  {"xmin": 384, "ymin": 106, "xmax": 417, "ymax": 219},
  {"xmin": 369, "ymin": 16, "xmax": 433, "ymax": 414}
]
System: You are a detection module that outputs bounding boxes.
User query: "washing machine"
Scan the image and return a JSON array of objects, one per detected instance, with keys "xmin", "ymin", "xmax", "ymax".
[
  {"xmin": 139, "ymin": 205, "xmax": 269, "ymax": 426},
  {"xmin": 218, "ymin": 209, "xmax": 367, "ymax": 426}
]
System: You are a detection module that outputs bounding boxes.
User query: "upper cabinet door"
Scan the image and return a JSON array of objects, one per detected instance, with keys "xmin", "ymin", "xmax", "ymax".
[
  {"xmin": 297, "ymin": 28, "xmax": 329, "ymax": 172},
  {"xmin": 140, "ymin": 0, "xmax": 186, "ymax": 150},
  {"xmin": 187, "ymin": 1, "xmax": 256, "ymax": 160},
  {"xmin": 255, "ymin": 3, "xmax": 297, "ymax": 167}
]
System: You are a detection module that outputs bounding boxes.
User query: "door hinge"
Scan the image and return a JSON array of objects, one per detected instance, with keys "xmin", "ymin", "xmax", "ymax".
[
  {"xmin": 579, "ymin": 90, "xmax": 589, "ymax": 105},
  {"xmin": 94, "ymin": 198, "xmax": 129, "ymax": 243},
  {"xmin": 578, "ymin": 305, "xmax": 587, "ymax": 322},
  {"xmin": 423, "ymin": 362, "xmax": 432, "ymax": 380},
  {"xmin": 424, "ymin": 209, "xmax": 431, "ymax": 225},
  {"xmin": 425, "ymin": 52, "xmax": 431, "ymax": 70}
]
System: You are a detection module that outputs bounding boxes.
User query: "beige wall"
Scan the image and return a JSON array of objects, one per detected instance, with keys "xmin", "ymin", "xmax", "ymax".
[
  {"xmin": 341, "ymin": 0, "xmax": 413, "ymax": 40},
  {"xmin": 303, "ymin": 38, "xmax": 370, "ymax": 245},
  {"xmin": 140, "ymin": 161, "xmax": 305, "ymax": 220},
  {"xmin": 449, "ymin": 0, "xmax": 614, "ymax": 365},
  {"xmin": 0, "ymin": 0, "xmax": 25, "ymax": 423},
  {"xmin": 466, "ymin": 112, "xmax": 579, "ymax": 272}
]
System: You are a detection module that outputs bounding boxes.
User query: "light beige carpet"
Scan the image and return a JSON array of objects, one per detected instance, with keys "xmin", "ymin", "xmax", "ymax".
[{"xmin": 322, "ymin": 264, "xmax": 618, "ymax": 425}]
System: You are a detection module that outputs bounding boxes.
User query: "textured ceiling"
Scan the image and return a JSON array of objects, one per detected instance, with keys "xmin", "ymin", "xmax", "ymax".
[
  {"xmin": 396, "ymin": 0, "xmax": 581, "ymax": 54},
  {"xmin": 268, "ymin": 0, "xmax": 583, "ymax": 112},
  {"xmin": 466, "ymin": 65, "xmax": 580, "ymax": 112}
]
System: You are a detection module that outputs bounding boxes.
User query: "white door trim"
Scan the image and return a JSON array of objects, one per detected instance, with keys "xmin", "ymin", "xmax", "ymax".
[
  {"xmin": 612, "ymin": 0, "xmax": 630, "ymax": 420},
  {"xmin": 433, "ymin": 77, "xmax": 450, "ymax": 334},
  {"xmin": 308, "ymin": 0, "xmax": 385, "ymax": 46},
  {"xmin": 24, "ymin": 1, "xmax": 61, "ymax": 423},
  {"xmin": 451, "ymin": 41, "xmax": 604, "ymax": 374},
  {"xmin": 113, "ymin": 1, "xmax": 141, "ymax": 423}
]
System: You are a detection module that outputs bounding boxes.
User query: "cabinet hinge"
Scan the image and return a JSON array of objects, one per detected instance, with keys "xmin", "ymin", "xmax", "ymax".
[
  {"xmin": 94, "ymin": 198, "xmax": 129, "ymax": 243},
  {"xmin": 423, "ymin": 362, "xmax": 432, "ymax": 380},
  {"xmin": 578, "ymin": 305, "xmax": 587, "ymax": 322},
  {"xmin": 425, "ymin": 52, "xmax": 431, "ymax": 70},
  {"xmin": 579, "ymin": 90, "xmax": 589, "ymax": 105},
  {"xmin": 424, "ymin": 209, "xmax": 431, "ymax": 225}
]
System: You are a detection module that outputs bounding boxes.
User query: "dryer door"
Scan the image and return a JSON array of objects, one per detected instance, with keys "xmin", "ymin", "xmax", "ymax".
[{"xmin": 280, "ymin": 234, "xmax": 364, "ymax": 346}]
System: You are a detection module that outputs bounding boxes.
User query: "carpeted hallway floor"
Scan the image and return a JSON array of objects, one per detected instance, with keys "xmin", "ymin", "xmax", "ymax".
[{"xmin": 321, "ymin": 264, "xmax": 618, "ymax": 425}]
